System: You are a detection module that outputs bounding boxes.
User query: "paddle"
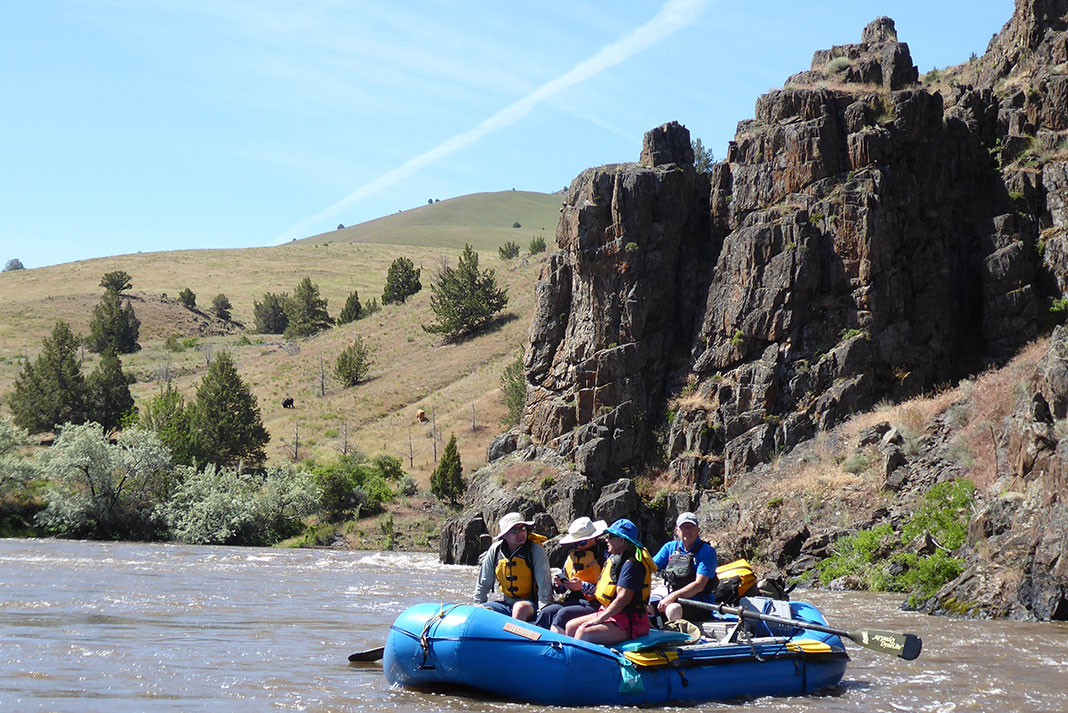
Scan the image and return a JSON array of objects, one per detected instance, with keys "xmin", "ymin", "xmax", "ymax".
[
  {"xmin": 678, "ymin": 598, "xmax": 922, "ymax": 661},
  {"xmin": 348, "ymin": 646, "xmax": 385, "ymax": 663}
]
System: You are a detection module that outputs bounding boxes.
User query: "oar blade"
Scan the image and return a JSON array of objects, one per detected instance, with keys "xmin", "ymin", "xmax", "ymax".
[
  {"xmin": 348, "ymin": 646, "xmax": 385, "ymax": 663},
  {"xmin": 848, "ymin": 629, "xmax": 922, "ymax": 660}
]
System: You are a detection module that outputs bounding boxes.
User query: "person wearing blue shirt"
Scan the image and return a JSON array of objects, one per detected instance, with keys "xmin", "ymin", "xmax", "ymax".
[{"xmin": 651, "ymin": 512, "xmax": 718, "ymax": 623}]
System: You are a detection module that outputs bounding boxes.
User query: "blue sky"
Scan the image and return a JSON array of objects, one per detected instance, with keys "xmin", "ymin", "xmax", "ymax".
[{"xmin": 1, "ymin": 1, "xmax": 1012, "ymax": 269}]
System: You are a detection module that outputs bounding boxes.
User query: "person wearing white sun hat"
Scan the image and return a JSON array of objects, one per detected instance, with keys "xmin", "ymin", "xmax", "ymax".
[
  {"xmin": 564, "ymin": 518, "xmax": 657, "ymax": 645},
  {"xmin": 474, "ymin": 512, "xmax": 552, "ymax": 622},
  {"xmin": 533, "ymin": 516, "xmax": 607, "ymax": 631}
]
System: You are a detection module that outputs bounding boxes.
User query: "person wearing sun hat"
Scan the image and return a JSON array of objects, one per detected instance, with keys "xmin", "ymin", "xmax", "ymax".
[
  {"xmin": 474, "ymin": 512, "xmax": 552, "ymax": 622},
  {"xmin": 651, "ymin": 511, "xmax": 718, "ymax": 624},
  {"xmin": 564, "ymin": 518, "xmax": 657, "ymax": 644},
  {"xmin": 533, "ymin": 516, "xmax": 607, "ymax": 631}
]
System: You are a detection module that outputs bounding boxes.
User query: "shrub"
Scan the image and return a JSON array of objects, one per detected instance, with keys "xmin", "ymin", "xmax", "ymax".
[
  {"xmin": 498, "ymin": 241, "xmax": 520, "ymax": 260},
  {"xmin": 211, "ymin": 294, "xmax": 232, "ymax": 321},
  {"xmin": 36, "ymin": 423, "xmax": 173, "ymax": 540},
  {"xmin": 178, "ymin": 288, "xmax": 196, "ymax": 309},
  {"xmin": 312, "ymin": 454, "xmax": 400, "ymax": 521},
  {"xmin": 826, "ymin": 57, "xmax": 852, "ymax": 74},
  {"xmin": 3, "ymin": 258, "xmax": 25, "ymax": 272},
  {"xmin": 529, "ymin": 236, "xmax": 547, "ymax": 254},
  {"xmin": 0, "ymin": 417, "xmax": 35, "ymax": 495},
  {"xmin": 335, "ymin": 337, "xmax": 372, "ymax": 387},
  {"xmin": 161, "ymin": 464, "xmax": 320, "ymax": 545}
]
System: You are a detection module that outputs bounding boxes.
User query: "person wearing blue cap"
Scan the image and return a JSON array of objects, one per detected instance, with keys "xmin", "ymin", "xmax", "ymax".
[{"xmin": 564, "ymin": 518, "xmax": 657, "ymax": 645}]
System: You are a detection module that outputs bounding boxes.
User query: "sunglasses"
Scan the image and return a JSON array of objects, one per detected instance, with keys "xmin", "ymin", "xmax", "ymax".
[{"xmin": 507, "ymin": 525, "xmax": 528, "ymax": 534}]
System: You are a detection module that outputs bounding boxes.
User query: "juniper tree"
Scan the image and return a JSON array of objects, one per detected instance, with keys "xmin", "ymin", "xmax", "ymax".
[
  {"xmin": 87, "ymin": 349, "xmax": 135, "ymax": 432},
  {"xmin": 9, "ymin": 321, "xmax": 89, "ymax": 433},
  {"xmin": 254, "ymin": 292, "xmax": 288, "ymax": 334},
  {"xmin": 338, "ymin": 290, "xmax": 363, "ymax": 324},
  {"xmin": 284, "ymin": 277, "xmax": 332, "ymax": 338},
  {"xmin": 3, "ymin": 258, "xmax": 25, "ymax": 272},
  {"xmin": 423, "ymin": 244, "xmax": 508, "ymax": 341},
  {"xmin": 382, "ymin": 256, "xmax": 422, "ymax": 304},
  {"xmin": 335, "ymin": 337, "xmax": 372, "ymax": 387},
  {"xmin": 138, "ymin": 385, "xmax": 197, "ymax": 466},
  {"xmin": 178, "ymin": 287, "xmax": 197, "ymax": 309},
  {"xmin": 211, "ymin": 293, "xmax": 232, "ymax": 321},
  {"xmin": 189, "ymin": 351, "xmax": 269, "ymax": 468},
  {"xmin": 430, "ymin": 434, "xmax": 465, "ymax": 506},
  {"xmin": 86, "ymin": 289, "xmax": 141, "ymax": 354},
  {"xmin": 99, "ymin": 270, "xmax": 133, "ymax": 293}
]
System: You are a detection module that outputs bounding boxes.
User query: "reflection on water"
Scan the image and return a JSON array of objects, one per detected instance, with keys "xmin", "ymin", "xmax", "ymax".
[{"xmin": 1, "ymin": 538, "xmax": 1066, "ymax": 712}]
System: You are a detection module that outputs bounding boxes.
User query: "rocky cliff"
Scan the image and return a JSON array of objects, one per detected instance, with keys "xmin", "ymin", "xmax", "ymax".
[{"xmin": 442, "ymin": 0, "xmax": 1068, "ymax": 622}]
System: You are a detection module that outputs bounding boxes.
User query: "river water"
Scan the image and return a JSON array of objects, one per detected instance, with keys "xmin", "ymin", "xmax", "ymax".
[{"xmin": 1, "ymin": 539, "xmax": 1066, "ymax": 713}]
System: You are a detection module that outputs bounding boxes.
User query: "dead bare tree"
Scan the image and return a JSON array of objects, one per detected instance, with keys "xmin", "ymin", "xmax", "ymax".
[
  {"xmin": 408, "ymin": 424, "xmax": 415, "ymax": 468},
  {"xmin": 334, "ymin": 422, "xmax": 354, "ymax": 456},
  {"xmin": 282, "ymin": 424, "xmax": 301, "ymax": 462}
]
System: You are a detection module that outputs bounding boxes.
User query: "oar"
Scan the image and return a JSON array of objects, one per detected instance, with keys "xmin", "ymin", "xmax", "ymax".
[
  {"xmin": 348, "ymin": 646, "xmax": 385, "ymax": 663},
  {"xmin": 679, "ymin": 598, "xmax": 922, "ymax": 660}
]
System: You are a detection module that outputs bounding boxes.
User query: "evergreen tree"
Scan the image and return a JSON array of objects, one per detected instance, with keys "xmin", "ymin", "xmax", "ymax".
[
  {"xmin": 99, "ymin": 270, "xmax": 133, "ymax": 293},
  {"xmin": 254, "ymin": 292, "xmax": 289, "ymax": 334},
  {"xmin": 178, "ymin": 287, "xmax": 197, "ymax": 309},
  {"xmin": 8, "ymin": 321, "xmax": 89, "ymax": 433},
  {"xmin": 499, "ymin": 352, "xmax": 526, "ymax": 425},
  {"xmin": 423, "ymin": 244, "xmax": 508, "ymax": 341},
  {"xmin": 190, "ymin": 352, "xmax": 269, "ymax": 468},
  {"xmin": 335, "ymin": 337, "xmax": 372, "ymax": 386},
  {"xmin": 87, "ymin": 349, "xmax": 135, "ymax": 432},
  {"xmin": 382, "ymin": 256, "xmax": 422, "ymax": 304},
  {"xmin": 338, "ymin": 290, "xmax": 363, "ymax": 324},
  {"xmin": 139, "ymin": 385, "xmax": 197, "ymax": 466},
  {"xmin": 430, "ymin": 434, "xmax": 465, "ymax": 506},
  {"xmin": 692, "ymin": 137, "xmax": 715, "ymax": 173},
  {"xmin": 211, "ymin": 293, "xmax": 232, "ymax": 321},
  {"xmin": 498, "ymin": 241, "xmax": 520, "ymax": 260},
  {"xmin": 283, "ymin": 277, "xmax": 332, "ymax": 338},
  {"xmin": 3, "ymin": 258, "xmax": 25, "ymax": 272},
  {"xmin": 86, "ymin": 289, "xmax": 141, "ymax": 353}
]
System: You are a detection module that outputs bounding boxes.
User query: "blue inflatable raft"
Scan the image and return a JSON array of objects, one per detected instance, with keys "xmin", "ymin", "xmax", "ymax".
[{"xmin": 383, "ymin": 600, "xmax": 849, "ymax": 706}]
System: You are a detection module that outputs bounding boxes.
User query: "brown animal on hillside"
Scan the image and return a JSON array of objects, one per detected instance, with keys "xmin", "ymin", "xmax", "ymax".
[{"xmin": 416, "ymin": 409, "xmax": 428, "ymax": 422}]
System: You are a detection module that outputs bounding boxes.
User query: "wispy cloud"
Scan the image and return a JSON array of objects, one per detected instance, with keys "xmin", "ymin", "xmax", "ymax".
[{"xmin": 273, "ymin": 0, "xmax": 710, "ymax": 243}]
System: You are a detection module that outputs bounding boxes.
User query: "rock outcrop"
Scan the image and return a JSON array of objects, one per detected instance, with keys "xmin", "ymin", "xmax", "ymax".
[{"xmin": 443, "ymin": 2, "xmax": 1068, "ymax": 620}]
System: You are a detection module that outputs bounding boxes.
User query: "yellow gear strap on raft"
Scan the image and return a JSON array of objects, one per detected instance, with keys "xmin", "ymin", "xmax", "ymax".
[{"xmin": 622, "ymin": 650, "xmax": 680, "ymax": 667}]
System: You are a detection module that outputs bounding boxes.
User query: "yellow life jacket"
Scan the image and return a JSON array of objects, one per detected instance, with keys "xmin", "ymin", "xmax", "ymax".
[
  {"xmin": 594, "ymin": 547, "xmax": 656, "ymax": 612},
  {"xmin": 563, "ymin": 547, "xmax": 603, "ymax": 586},
  {"xmin": 493, "ymin": 533, "xmax": 547, "ymax": 600}
]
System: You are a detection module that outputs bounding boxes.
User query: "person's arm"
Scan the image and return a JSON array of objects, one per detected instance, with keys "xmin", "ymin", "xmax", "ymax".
[
  {"xmin": 659, "ymin": 574, "xmax": 711, "ymax": 608},
  {"xmin": 473, "ymin": 547, "xmax": 496, "ymax": 603},
  {"xmin": 532, "ymin": 545, "xmax": 553, "ymax": 609}
]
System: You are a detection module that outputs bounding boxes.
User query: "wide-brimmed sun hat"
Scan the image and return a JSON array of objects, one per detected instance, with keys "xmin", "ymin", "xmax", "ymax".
[
  {"xmin": 493, "ymin": 512, "xmax": 535, "ymax": 541},
  {"xmin": 604, "ymin": 518, "xmax": 643, "ymax": 550},
  {"xmin": 559, "ymin": 516, "xmax": 608, "ymax": 545}
]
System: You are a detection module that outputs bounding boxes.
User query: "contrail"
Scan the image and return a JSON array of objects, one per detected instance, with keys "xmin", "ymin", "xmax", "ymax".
[{"xmin": 274, "ymin": 0, "xmax": 709, "ymax": 244}]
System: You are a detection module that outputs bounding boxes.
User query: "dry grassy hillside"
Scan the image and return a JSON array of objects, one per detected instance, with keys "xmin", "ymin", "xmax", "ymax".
[
  {"xmin": 302, "ymin": 190, "xmax": 562, "ymax": 253},
  {"xmin": 0, "ymin": 191, "xmax": 561, "ymax": 487}
]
